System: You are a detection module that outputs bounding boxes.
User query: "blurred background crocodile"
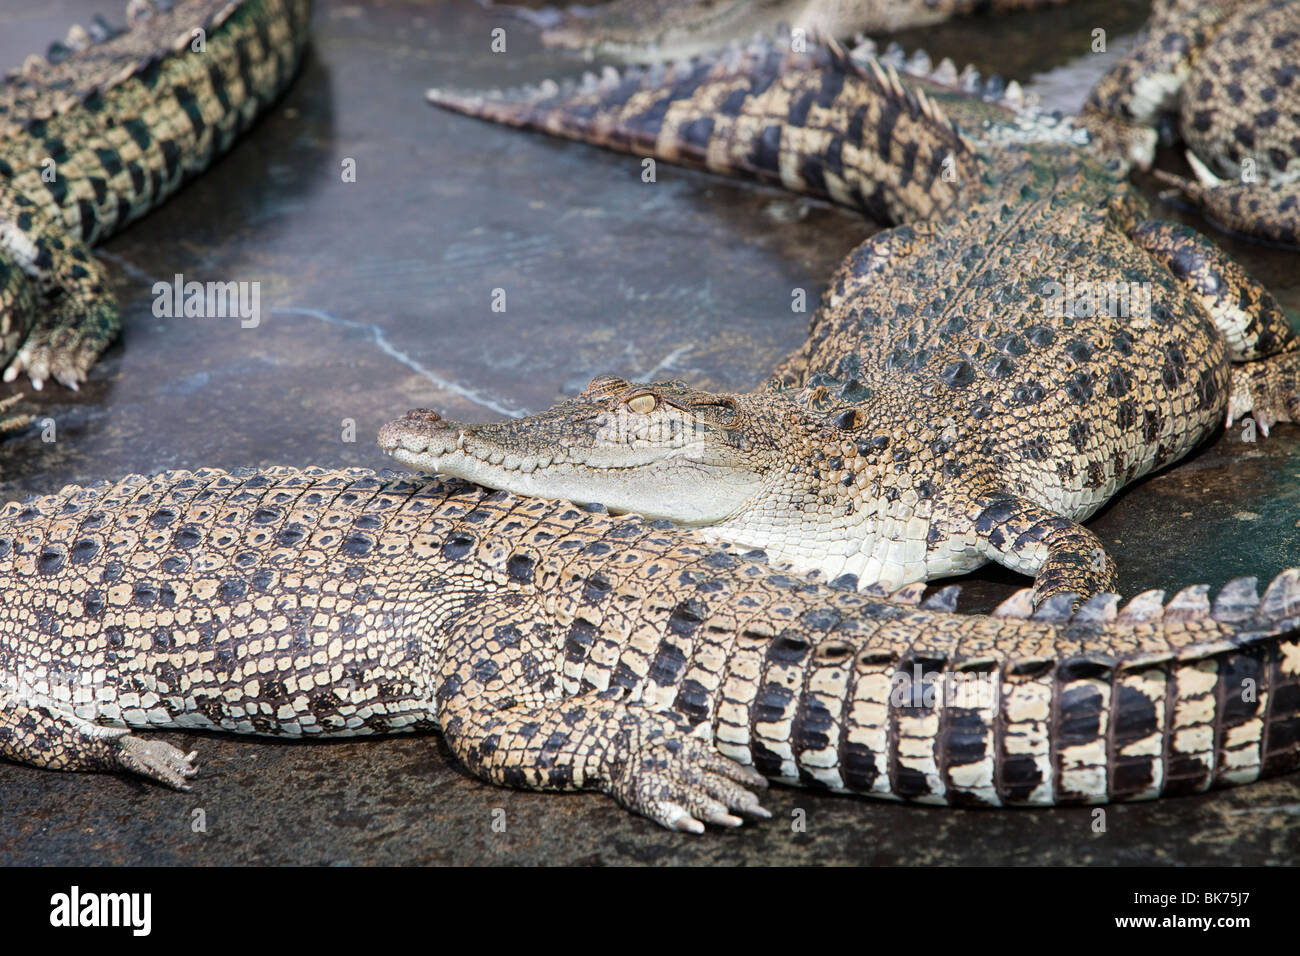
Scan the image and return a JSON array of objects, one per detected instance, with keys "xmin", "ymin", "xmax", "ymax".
[
  {"xmin": 477, "ymin": 0, "xmax": 1075, "ymax": 61},
  {"xmin": 1079, "ymin": 0, "xmax": 1300, "ymax": 246},
  {"xmin": 0, "ymin": 0, "xmax": 310, "ymax": 417},
  {"xmin": 419, "ymin": 33, "xmax": 1300, "ymax": 608},
  {"xmin": 2, "ymin": 454, "xmax": 1297, "ymax": 828}
]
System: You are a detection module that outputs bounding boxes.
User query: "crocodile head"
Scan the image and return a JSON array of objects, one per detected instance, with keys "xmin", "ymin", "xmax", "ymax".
[{"xmin": 379, "ymin": 374, "xmax": 861, "ymax": 529}]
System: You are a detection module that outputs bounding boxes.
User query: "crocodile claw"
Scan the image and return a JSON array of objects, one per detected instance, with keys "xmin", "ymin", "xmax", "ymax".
[
  {"xmin": 118, "ymin": 735, "xmax": 199, "ymax": 789},
  {"xmin": 611, "ymin": 732, "xmax": 769, "ymax": 832}
]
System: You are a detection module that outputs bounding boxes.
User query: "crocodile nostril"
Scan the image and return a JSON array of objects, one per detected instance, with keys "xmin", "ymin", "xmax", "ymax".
[{"xmin": 405, "ymin": 408, "xmax": 442, "ymax": 423}]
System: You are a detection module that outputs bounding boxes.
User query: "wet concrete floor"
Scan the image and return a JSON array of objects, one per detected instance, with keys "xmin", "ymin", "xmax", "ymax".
[{"xmin": 0, "ymin": 0, "xmax": 1296, "ymax": 864}]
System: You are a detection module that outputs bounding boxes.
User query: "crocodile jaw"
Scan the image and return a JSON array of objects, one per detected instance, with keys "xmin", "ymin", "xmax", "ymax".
[{"xmin": 379, "ymin": 410, "xmax": 763, "ymax": 525}]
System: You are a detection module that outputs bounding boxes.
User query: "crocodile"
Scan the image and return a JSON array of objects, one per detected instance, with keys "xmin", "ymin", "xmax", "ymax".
[
  {"xmin": 417, "ymin": 34, "xmax": 1300, "ymax": 608},
  {"xmin": 0, "ymin": 0, "xmax": 310, "ymax": 403},
  {"xmin": 479, "ymin": 0, "xmax": 1073, "ymax": 62},
  {"xmin": 1079, "ymin": 0, "xmax": 1300, "ymax": 246},
  {"xmin": 0, "ymin": 457, "xmax": 1297, "ymax": 829}
]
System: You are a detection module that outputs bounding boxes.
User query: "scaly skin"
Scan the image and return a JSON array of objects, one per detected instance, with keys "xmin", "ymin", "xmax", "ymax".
[
  {"xmin": 419, "ymin": 37, "xmax": 1300, "ymax": 607},
  {"xmin": 0, "ymin": 0, "xmax": 310, "ymax": 399},
  {"xmin": 1079, "ymin": 0, "xmax": 1300, "ymax": 245},
  {"xmin": 480, "ymin": 0, "xmax": 1073, "ymax": 62},
  {"xmin": 1, "ymin": 462, "xmax": 1297, "ymax": 827}
]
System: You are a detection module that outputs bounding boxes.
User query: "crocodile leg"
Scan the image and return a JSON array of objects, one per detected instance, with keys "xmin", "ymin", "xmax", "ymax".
[
  {"xmin": 0, "ymin": 693, "xmax": 197, "ymax": 788},
  {"xmin": 1076, "ymin": 0, "xmax": 1231, "ymax": 170},
  {"xmin": 1130, "ymin": 219, "xmax": 1300, "ymax": 433},
  {"xmin": 963, "ymin": 492, "xmax": 1118, "ymax": 607},
  {"xmin": 0, "ymin": 201, "xmax": 117, "ymax": 388},
  {"xmin": 1154, "ymin": 161, "xmax": 1300, "ymax": 248},
  {"xmin": 437, "ymin": 597, "xmax": 769, "ymax": 831}
]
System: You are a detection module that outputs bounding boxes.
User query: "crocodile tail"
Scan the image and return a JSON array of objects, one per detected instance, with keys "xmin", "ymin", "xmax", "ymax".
[
  {"xmin": 719, "ymin": 570, "xmax": 1300, "ymax": 806},
  {"xmin": 427, "ymin": 34, "xmax": 981, "ymax": 224},
  {"xmin": 0, "ymin": 0, "xmax": 311, "ymax": 246}
]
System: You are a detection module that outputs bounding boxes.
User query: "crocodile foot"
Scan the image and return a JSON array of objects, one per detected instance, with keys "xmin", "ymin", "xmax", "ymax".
[
  {"xmin": 609, "ymin": 730, "xmax": 770, "ymax": 832},
  {"xmin": 1153, "ymin": 155, "xmax": 1300, "ymax": 248},
  {"xmin": 1228, "ymin": 351, "xmax": 1300, "ymax": 437},
  {"xmin": 1, "ymin": 292, "xmax": 119, "ymax": 391},
  {"xmin": 117, "ymin": 735, "xmax": 200, "ymax": 790},
  {"xmin": 0, "ymin": 694, "xmax": 197, "ymax": 787}
]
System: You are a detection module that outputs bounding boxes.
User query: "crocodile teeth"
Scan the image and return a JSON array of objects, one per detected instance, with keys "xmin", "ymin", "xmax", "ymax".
[
  {"xmin": 992, "ymin": 588, "xmax": 1034, "ymax": 619},
  {"xmin": 905, "ymin": 49, "xmax": 931, "ymax": 77},
  {"xmin": 600, "ymin": 65, "xmax": 620, "ymax": 89},
  {"xmin": 983, "ymin": 74, "xmax": 1005, "ymax": 101},
  {"xmin": 1003, "ymin": 79, "xmax": 1024, "ymax": 109},
  {"xmin": 1260, "ymin": 568, "xmax": 1300, "ymax": 621},
  {"xmin": 921, "ymin": 585, "xmax": 960, "ymax": 612},
  {"xmin": 1185, "ymin": 150, "xmax": 1226, "ymax": 188},
  {"xmin": 1162, "ymin": 584, "xmax": 1211, "ymax": 621},
  {"xmin": 1211, "ymin": 576, "xmax": 1259, "ymax": 622},
  {"xmin": 958, "ymin": 64, "xmax": 980, "ymax": 93},
  {"xmin": 931, "ymin": 57, "xmax": 958, "ymax": 86},
  {"xmin": 538, "ymin": 78, "xmax": 559, "ymax": 98},
  {"xmin": 1072, "ymin": 593, "xmax": 1119, "ymax": 623},
  {"xmin": 580, "ymin": 70, "xmax": 599, "ymax": 92},
  {"xmin": 879, "ymin": 41, "xmax": 904, "ymax": 67},
  {"xmin": 1117, "ymin": 589, "xmax": 1166, "ymax": 623},
  {"xmin": 1032, "ymin": 592, "xmax": 1077, "ymax": 622},
  {"xmin": 850, "ymin": 37, "xmax": 876, "ymax": 60}
]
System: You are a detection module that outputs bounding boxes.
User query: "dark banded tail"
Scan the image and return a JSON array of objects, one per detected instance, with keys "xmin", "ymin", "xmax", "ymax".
[{"xmin": 706, "ymin": 571, "xmax": 1300, "ymax": 806}]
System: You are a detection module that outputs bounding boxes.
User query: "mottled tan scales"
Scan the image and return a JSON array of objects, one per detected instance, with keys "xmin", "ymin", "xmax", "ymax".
[
  {"xmin": 3, "ymin": 463, "xmax": 1296, "ymax": 829},
  {"xmin": 0, "ymin": 0, "xmax": 309, "ymax": 397},
  {"xmin": 418, "ymin": 33, "xmax": 1300, "ymax": 608}
]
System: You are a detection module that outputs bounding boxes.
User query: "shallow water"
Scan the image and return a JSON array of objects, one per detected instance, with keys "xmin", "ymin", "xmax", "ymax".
[{"xmin": 0, "ymin": 0, "xmax": 1295, "ymax": 865}]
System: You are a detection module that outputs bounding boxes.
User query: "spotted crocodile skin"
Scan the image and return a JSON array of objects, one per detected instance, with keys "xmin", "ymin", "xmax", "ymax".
[
  {"xmin": 414, "ymin": 35, "xmax": 1300, "ymax": 607},
  {"xmin": 1, "ymin": 464, "xmax": 1297, "ymax": 827},
  {"xmin": 483, "ymin": 0, "xmax": 1073, "ymax": 62},
  {"xmin": 0, "ymin": 0, "xmax": 309, "ymax": 392},
  {"xmin": 1080, "ymin": 0, "xmax": 1300, "ymax": 245}
]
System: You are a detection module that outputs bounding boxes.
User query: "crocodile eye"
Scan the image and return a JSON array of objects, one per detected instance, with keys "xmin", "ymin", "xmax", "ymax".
[{"xmin": 626, "ymin": 393, "xmax": 657, "ymax": 414}]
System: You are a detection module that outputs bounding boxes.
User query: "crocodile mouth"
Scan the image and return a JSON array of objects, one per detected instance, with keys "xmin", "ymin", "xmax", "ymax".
[{"xmin": 378, "ymin": 408, "xmax": 762, "ymax": 524}]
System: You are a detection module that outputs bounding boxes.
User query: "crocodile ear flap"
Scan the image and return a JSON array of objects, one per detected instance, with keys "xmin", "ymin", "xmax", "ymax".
[{"xmin": 580, "ymin": 375, "xmax": 630, "ymax": 400}]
